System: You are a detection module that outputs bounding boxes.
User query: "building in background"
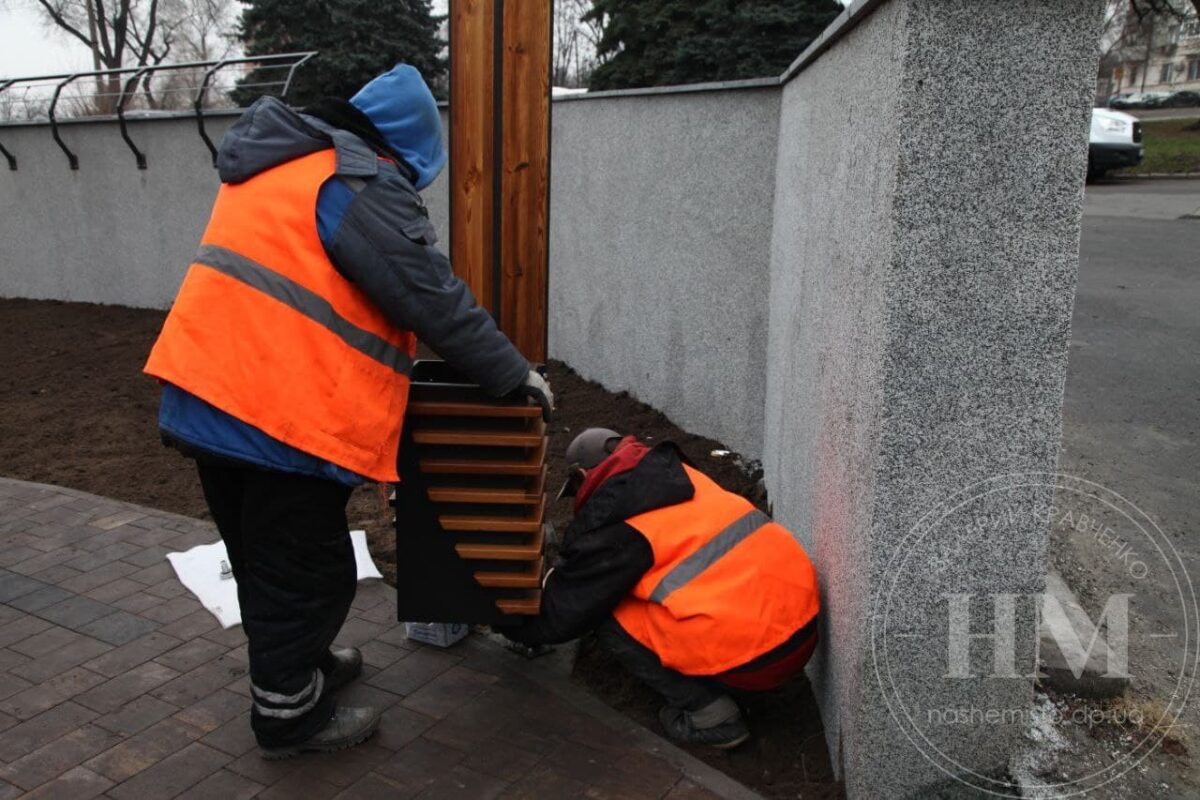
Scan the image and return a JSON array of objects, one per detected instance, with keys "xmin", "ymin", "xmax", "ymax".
[{"xmin": 1101, "ymin": 4, "xmax": 1200, "ymax": 98}]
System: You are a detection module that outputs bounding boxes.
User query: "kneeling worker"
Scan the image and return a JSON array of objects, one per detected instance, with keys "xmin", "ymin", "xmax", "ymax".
[{"xmin": 502, "ymin": 429, "xmax": 820, "ymax": 748}]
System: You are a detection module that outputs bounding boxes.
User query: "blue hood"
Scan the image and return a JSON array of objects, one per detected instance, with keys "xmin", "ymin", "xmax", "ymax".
[{"xmin": 351, "ymin": 64, "xmax": 446, "ymax": 191}]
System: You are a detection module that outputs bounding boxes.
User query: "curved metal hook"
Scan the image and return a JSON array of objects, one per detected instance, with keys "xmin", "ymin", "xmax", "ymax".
[
  {"xmin": 0, "ymin": 80, "xmax": 16, "ymax": 170},
  {"xmin": 49, "ymin": 74, "xmax": 81, "ymax": 170},
  {"xmin": 193, "ymin": 59, "xmax": 228, "ymax": 168},
  {"xmin": 116, "ymin": 67, "xmax": 151, "ymax": 169}
]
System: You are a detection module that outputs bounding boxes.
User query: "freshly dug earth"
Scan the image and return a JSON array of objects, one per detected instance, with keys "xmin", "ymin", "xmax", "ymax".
[{"xmin": 0, "ymin": 298, "xmax": 838, "ymax": 798}]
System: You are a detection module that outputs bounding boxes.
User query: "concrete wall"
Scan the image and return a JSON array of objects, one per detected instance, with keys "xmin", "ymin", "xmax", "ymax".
[
  {"xmin": 0, "ymin": 113, "xmax": 450, "ymax": 309},
  {"xmin": 763, "ymin": 0, "xmax": 1103, "ymax": 795},
  {"xmin": 0, "ymin": 4, "xmax": 1106, "ymax": 795},
  {"xmin": 0, "ymin": 116, "xmax": 229, "ymax": 308},
  {"xmin": 0, "ymin": 96, "xmax": 773, "ymax": 458},
  {"xmin": 548, "ymin": 88, "xmax": 780, "ymax": 458}
]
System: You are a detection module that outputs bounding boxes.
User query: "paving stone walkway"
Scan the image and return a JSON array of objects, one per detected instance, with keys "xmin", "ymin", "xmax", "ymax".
[{"xmin": 0, "ymin": 478, "xmax": 757, "ymax": 800}]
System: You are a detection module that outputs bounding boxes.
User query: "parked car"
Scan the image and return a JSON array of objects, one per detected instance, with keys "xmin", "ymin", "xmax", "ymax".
[
  {"xmin": 1163, "ymin": 90, "xmax": 1200, "ymax": 108},
  {"xmin": 1107, "ymin": 92, "xmax": 1139, "ymax": 109},
  {"xmin": 1139, "ymin": 91, "xmax": 1174, "ymax": 108},
  {"xmin": 1088, "ymin": 108, "xmax": 1143, "ymax": 181},
  {"xmin": 1110, "ymin": 91, "xmax": 1176, "ymax": 109}
]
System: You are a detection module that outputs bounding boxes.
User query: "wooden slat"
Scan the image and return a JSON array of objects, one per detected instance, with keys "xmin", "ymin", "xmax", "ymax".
[
  {"xmin": 411, "ymin": 426, "xmax": 543, "ymax": 448},
  {"xmin": 428, "ymin": 486, "xmax": 541, "ymax": 505},
  {"xmin": 499, "ymin": 1, "xmax": 551, "ymax": 362},
  {"xmin": 419, "ymin": 437, "xmax": 545, "ymax": 476},
  {"xmin": 428, "ymin": 465, "xmax": 545, "ymax": 505},
  {"xmin": 428, "ymin": 474, "xmax": 545, "ymax": 505},
  {"xmin": 496, "ymin": 594, "xmax": 541, "ymax": 615},
  {"xmin": 455, "ymin": 525, "xmax": 544, "ymax": 560},
  {"xmin": 474, "ymin": 561, "xmax": 542, "ymax": 589},
  {"xmin": 449, "ymin": 0, "xmax": 495, "ymax": 313},
  {"xmin": 439, "ymin": 503, "xmax": 543, "ymax": 534},
  {"xmin": 408, "ymin": 400, "xmax": 541, "ymax": 419}
]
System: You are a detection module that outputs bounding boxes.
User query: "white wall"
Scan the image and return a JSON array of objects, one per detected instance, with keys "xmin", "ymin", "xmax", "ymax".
[
  {"xmin": 548, "ymin": 88, "xmax": 780, "ymax": 458},
  {"xmin": 0, "ymin": 112, "xmax": 450, "ymax": 309}
]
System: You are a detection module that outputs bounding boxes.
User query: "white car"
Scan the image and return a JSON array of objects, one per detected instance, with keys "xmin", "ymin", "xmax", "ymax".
[{"xmin": 1088, "ymin": 108, "xmax": 1143, "ymax": 181}]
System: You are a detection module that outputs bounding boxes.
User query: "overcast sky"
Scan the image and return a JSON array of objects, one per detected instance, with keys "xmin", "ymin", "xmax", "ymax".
[
  {"xmin": 1, "ymin": 0, "xmax": 847, "ymax": 81},
  {"xmin": 0, "ymin": 0, "xmax": 457, "ymax": 79},
  {"xmin": 1, "ymin": 1, "xmax": 94, "ymax": 78}
]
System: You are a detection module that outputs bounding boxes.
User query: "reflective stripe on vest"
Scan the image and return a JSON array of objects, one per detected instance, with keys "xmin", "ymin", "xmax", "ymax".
[
  {"xmin": 144, "ymin": 149, "xmax": 416, "ymax": 482},
  {"xmin": 194, "ymin": 244, "xmax": 414, "ymax": 375},
  {"xmin": 615, "ymin": 466, "xmax": 820, "ymax": 676},
  {"xmin": 648, "ymin": 509, "xmax": 771, "ymax": 604}
]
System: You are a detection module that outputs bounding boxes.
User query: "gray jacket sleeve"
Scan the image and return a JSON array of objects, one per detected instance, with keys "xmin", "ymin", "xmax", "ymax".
[{"xmin": 325, "ymin": 169, "xmax": 530, "ymax": 397}]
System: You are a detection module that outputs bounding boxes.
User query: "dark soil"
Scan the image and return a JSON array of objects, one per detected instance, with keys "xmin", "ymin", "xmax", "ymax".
[{"xmin": 0, "ymin": 297, "xmax": 840, "ymax": 798}]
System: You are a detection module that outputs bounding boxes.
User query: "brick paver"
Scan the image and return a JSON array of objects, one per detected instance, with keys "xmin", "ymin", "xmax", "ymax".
[{"xmin": 0, "ymin": 478, "xmax": 758, "ymax": 799}]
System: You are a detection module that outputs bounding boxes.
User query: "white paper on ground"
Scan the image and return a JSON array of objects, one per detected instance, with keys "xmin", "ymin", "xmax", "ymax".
[{"xmin": 165, "ymin": 530, "xmax": 384, "ymax": 629}]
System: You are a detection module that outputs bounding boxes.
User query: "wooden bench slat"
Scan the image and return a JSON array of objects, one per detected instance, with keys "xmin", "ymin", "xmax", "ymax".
[
  {"xmin": 474, "ymin": 561, "xmax": 542, "ymax": 588},
  {"xmin": 408, "ymin": 400, "xmax": 541, "ymax": 418},
  {"xmin": 429, "ymin": 487, "xmax": 542, "ymax": 505},
  {"xmin": 439, "ymin": 510, "xmax": 543, "ymax": 533},
  {"xmin": 418, "ymin": 438, "xmax": 546, "ymax": 476},
  {"xmin": 496, "ymin": 594, "xmax": 541, "ymax": 615},
  {"xmin": 427, "ymin": 467, "xmax": 546, "ymax": 505},
  {"xmin": 455, "ymin": 541, "xmax": 542, "ymax": 561},
  {"xmin": 411, "ymin": 429, "xmax": 542, "ymax": 447}
]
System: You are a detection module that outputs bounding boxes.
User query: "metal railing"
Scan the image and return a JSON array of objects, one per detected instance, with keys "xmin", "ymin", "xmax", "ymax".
[{"xmin": 0, "ymin": 52, "xmax": 316, "ymax": 171}]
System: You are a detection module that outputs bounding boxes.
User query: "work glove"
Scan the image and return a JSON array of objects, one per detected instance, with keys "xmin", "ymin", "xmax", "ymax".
[{"xmin": 518, "ymin": 368, "xmax": 554, "ymax": 422}]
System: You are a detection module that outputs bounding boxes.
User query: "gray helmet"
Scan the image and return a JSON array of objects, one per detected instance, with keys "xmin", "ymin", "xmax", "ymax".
[{"xmin": 557, "ymin": 427, "xmax": 623, "ymax": 499}]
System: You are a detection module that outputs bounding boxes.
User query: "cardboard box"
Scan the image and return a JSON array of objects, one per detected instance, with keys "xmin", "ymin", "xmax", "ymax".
[{"xmin": 404, "ymin": 621, "xmax": 469, "ymax": 648}]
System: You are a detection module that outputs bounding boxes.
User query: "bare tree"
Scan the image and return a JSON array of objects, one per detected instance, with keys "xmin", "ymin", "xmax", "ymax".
[
  {"xmin": 129, "ymin": 0, "xmax": 238, "ymax": 110},
  {"xmin": 553, "ymin": 0, "xmax": 603, "ymax": 88},
  {"xmin": 1108, "ymin": 0, "xmax": 1199, "ymax": 95},
  {"xmin": 1128, "ymin": 0, "xmax": 1199, "ymax": 20},
  {"xmin": 28, "ymin": 0, "xmax": 236, "ymax": 113},
  {"xmin": 31, "ymin": 0, "xmax": 163, "ymax": 111}
]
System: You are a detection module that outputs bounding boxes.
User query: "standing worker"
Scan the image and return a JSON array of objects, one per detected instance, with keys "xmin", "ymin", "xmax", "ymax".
[
  {"xmin": 144, "ymin": 65, "xmax": 552, "ymax": 758},
  {"xmin": 502, "ymin": 429, "xmax": 819, "ymax": 748}
]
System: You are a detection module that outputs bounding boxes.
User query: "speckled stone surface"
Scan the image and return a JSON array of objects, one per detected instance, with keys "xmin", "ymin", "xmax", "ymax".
[
  {"xmin": 548, "ymin": 88, "xmax": 781, "ymax": 458},
  {"xmin": 762, "ymin": 1, "xmax": 1104, "ymax": 796}
]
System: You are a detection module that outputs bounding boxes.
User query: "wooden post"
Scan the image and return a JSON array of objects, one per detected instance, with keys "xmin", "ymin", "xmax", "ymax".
[{"xmin": 449, "ymin": 0, "xmax": 552, "ymax": 363}]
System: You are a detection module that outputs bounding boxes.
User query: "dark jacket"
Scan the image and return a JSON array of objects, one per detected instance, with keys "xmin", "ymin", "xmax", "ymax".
[
  {"xmin": 158, "ymin": 95, "xmax": 529, "ymax": 481},
  {"xmin": 217, "ymin": 95, "xmax": 529, "ymax": 394},
  {"xmin": 504, "ymin": 443, "xmax": 696, "ymax": 646}
]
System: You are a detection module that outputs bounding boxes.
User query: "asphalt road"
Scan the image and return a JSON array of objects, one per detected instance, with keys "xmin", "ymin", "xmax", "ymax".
[
  {"xmin": 1049, "ymin": 176, "xmax": 1199, "ymax": 796},
  {"xmin": 1085, "ymin": 175, "xmax": 1200, "ymax": 219}
]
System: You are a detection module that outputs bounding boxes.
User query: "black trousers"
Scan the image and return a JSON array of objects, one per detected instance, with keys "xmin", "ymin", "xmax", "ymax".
[
  {"xmin": 197, "ymin": 462, "xmax": 356, "ymax": 747},
  {"xmin": 596, "ymin": 618, "xmax": 724, "ymax": 712}
]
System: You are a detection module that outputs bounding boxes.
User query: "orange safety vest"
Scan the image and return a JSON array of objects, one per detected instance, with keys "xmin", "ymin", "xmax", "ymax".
[
  {"xmin": 144, "ymin": 149, "xmax": 416, "ymax": 482},
  {"xmin": 614, "ymin": 466, "xmax": 820, "ymax": 676}
]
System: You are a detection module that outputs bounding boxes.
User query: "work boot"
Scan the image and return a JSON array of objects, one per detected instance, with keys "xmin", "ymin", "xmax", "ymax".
[
  {"xmin": 323, "ymin": 647, "xmax": 363, "ymax": 692},
  {"xmin": 259, "ymin": 705, "xmax": 381, "ymax": 759},
  {"xmin": 658, "ymin": 696, "xmax": 750, "ymax": 749}
]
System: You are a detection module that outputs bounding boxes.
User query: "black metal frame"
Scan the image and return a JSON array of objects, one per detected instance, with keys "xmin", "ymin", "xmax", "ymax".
[
  {"xmin": 117, "ymin": 67, "xmax": 152, "ymax": 169},
  {"xmin": 0, "ymin": 52, "xmax": 316, "ymax": 171},
  {"xmin": 0, "ymin": 80, "xmax": 15, "ymax": 170}
]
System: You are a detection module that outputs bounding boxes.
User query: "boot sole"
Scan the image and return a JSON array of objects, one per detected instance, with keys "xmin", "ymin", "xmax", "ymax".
[{"xmin": 259, "ymin": 719, "xmax": 379, "ymax": 760}]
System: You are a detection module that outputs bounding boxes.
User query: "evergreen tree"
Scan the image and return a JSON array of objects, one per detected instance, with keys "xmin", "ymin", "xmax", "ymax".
[
  {"xmin": 586, "ymin": 0, "xmax": 841, "ymax": 91},
  {"xmin": 234, "ymin": 0, "xmax": 446, "ymax": 106}
]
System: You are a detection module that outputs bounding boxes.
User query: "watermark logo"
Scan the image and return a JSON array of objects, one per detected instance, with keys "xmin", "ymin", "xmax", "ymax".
[
  {"xmin": 870, "ymin": 473, "xmax": 1198, "ymax": 797},
  {"xmin": 944, "ymin": 591, "xmax": 1130, "ymax": 680}
]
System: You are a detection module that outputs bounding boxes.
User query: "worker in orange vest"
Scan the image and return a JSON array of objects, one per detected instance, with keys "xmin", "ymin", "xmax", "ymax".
[
  {"xmin": 503, "ymin": 429, "xmax": 820, "ymax": 749},
  {"xmin": 144, "ymin": 65, "xmax": 551, "ymax": 758}
]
